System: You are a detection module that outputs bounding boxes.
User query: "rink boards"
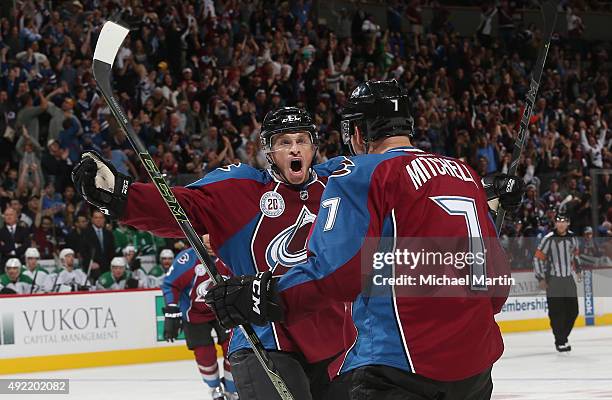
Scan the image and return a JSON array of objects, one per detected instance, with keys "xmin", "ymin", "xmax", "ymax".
[
  {"xmin": 0, "ymin": 289, "xmax": 222, "ymax": 374},
  {"xmin": 0, "ymin": 270, "xmax": 610, "ymax": 374}
]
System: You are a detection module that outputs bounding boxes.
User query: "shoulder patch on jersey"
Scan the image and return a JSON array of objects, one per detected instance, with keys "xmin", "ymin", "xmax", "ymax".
[
  {"xmin": 329, "ymin": 157, "xmax": 355, "ymax": 179},
  {"xmin": 313, "ymin": 156, "xmax": 349, "ymax": 178},
  {"xmin": 177, "ymin": 252, "xmax": 190, "ymax": 265},
  {"xmin": 195, "ymin": 264, "xmax": 207, "ymax": 276},
  {"xmin": 186, "ymin": 162, "xmax": 270, "ymax": 188},
  {"xmin": 260, "ymin": 191, "xmax": 285, "ymax": 218}
]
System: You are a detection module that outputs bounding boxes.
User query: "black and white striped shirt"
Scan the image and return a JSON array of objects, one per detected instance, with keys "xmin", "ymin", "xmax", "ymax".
[{"xmin": 534, "ymin": 230, "xmax": 580, "ymax": 280}]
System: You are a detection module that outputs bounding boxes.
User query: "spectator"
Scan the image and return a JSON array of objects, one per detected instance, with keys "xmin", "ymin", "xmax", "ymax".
[
  {"xmin": 32, "ymin": 215, "xmax": 58, "ymax": 260},
  {"xmin": 47, "ymin": 94, "xmax": 82, "ymax": 143},
  {"xmin": 22, "ymin": 194, "xmax": 41, "ymax": 227},
  {"xmin": 16, "ymin": 126, "xmax": 44, "ymax": 191},
  {"xmin": 9, "ymin": 198, "xmax": 32, "ymax": 227},
  {"xmin": 65, "ymin": 214, "xmax": 89, "ymax": 260},
  {"xmin": 41, "ymin": 181, "xmax": 65, "ymax": 225},
  {"xmin": 41, "ymin": 139, "xmax": 72, "ymax": 193},
  {"xmin": 581, "ymin": 119, "xmax": 607, "ymax": 168},
  {"xmin": 81, "ymin": 210, "xmax": 115, "ymax": 282},
  {"xmin": 100, "ymin": 141, "xmax": 138, "ymax": 178},
  {"xmin": 0, "ymin": 207, "xmax": 30, "ymax": 269},
  {"xmin": 16, "ymin": 91, "xmax": 48, "ymax": 142}
]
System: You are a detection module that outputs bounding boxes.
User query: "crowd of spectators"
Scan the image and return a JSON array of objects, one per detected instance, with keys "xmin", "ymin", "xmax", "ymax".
[{"xmin": 0, "ymin": 0, "xmax": 610, "ymax": 283}]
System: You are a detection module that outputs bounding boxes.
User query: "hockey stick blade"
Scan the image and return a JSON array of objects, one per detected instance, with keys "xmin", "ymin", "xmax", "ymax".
[
  {"xmin": 93, "ymin": 21, "xmax": 295, "ymax": 400},
  {"xmin": 495, "ymin": 0, "xmax": 559, "ymax": 231}
]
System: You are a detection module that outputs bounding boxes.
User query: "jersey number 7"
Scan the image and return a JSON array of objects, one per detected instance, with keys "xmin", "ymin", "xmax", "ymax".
[{"xmin": 431, "ymin": 196, "xmax": 487, "ymax": 291}]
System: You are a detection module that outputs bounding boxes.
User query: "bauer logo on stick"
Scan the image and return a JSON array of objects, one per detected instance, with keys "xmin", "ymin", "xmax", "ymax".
[{"xmin": 260, "ymin": 191, "xmax": 285, "ymax": 218}]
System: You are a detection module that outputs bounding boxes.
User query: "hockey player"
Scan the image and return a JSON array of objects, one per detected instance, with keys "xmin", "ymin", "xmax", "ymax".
[
  {"xmin": 22, "ymin": 247, "xmax": 52, "ymax": 293},
  {"xmin": 96, "ymin": 257, "xmax": 132, "ymax": 290},
  {"xmin": 53, "ymin": 248, "xmax": 89, "ymax": 292},
  {"xmin": 148, "ymin": 249, "xmax": 175, "ymax": 288},
  {"xmin": 72, "ymin": 106, "xmax": 348, "ymax": 399},
  {"xmin": 123, "ymin": 245, "xmax": 149, "ymax": 288},
  {"xmin": 204, "ymin": 81, "xmax": 522, "ymax": 400},
  {"xmin": 161, "ymin": 235, "xmax": 237, "ymax": 399},
  {"xmin": 0, "ymin": 258, "xmax": 30, "ymax": 294}
]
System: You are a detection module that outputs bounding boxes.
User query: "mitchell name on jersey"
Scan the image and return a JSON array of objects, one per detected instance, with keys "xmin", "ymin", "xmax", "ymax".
[{"xmin": 405, "ymin": 155, "xmax": 476, "ymax": 190}]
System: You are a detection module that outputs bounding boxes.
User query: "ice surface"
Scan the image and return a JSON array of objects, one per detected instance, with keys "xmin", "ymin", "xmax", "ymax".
[{"xmin": 3, "ymin": 325, "xmax": 612, "ymax": 399}]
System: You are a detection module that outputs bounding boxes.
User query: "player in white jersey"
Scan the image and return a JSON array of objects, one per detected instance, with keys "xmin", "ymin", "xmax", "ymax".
[
  {"xmin": 96, "ymin": 257, "xmax": 132, "ymax": 290},
  {"xmin": 123, "ymin": 245, "xmax": 150, "ymax": 288},
  {"xmin": 53, "ymin": 248, "xmax": 89, "ymax": 292},
  {"xmin": 148, "ymin": 249, "xmax": 175, "ymax": 288},
  {"xmin": 0, "ymin": 258, "xmax": 30, "ymax": 294},
  {"xmin": 21, "ymin": 247, "xmax": 53, "ymax": 293}
]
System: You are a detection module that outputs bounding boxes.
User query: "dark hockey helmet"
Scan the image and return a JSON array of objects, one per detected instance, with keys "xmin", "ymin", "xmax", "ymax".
[
  {"xmin": 260, "ymin": 107, "xmax": 319, "ymax": 152},
  {"xmin": 555, "ymin": 212, "xmax": 569, "ymax": 222},
  {"xmin": 341, "ymin": 79, "xmax": 414, "ymax": 155}
]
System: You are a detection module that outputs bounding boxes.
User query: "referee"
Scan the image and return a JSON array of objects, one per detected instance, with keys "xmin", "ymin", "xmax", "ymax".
[{"xmin": 533, "ymin": 212, "xmax": 581, "ymax": 352}]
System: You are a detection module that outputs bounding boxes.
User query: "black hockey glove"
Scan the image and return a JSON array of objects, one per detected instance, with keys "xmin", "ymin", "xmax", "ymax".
[
  {"xmin": 126, "ymin": 278, "xmax": 139, "ymax": 289},
  {"xmin": 72, "ymin": 151, "xmax": 133, "ymax": 219},
  {"xmin": 482, "ymin": 173, "xmax": 525, "ymax": 212},
  {"xmin": 204, "ymin": 271, "xmax": 284, "ymax": 329},
  {"xmin": 162, "ymin": 305, "xmax": 182, "ymax": 342},
  {"xmin": 129, "ymin": 258, "xmax": 142, "ymax": 272}
]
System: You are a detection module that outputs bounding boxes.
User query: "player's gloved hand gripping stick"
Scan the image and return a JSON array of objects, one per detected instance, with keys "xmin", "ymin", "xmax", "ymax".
[{"xmin": 86, "ymin": 20, "xmax": 295, "ymax": 400}]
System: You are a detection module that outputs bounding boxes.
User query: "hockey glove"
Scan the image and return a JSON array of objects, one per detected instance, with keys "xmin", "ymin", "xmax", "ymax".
[
  {"xmin": 482, "ymin": 173, "xmax": 524, "ymax": 212},
  {"xmin": 72, "ymin": 151, "xmax": 133, "ymax": 219},
  {"xmin": 204, "ymin": 271, "xmax": 284, "ymax": 329},
  {"xmin": 162, "ymin": 305, "xmax": 182, "ymax": 342},
  {"xmin": 126, "ymin": 278, "xmax": 139, "ymax": 289}
]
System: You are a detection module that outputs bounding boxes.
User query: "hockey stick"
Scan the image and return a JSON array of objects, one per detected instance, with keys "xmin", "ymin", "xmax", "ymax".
[
  {"xmin": 92, "ymin": 21, "xmax": 294, "ymax": 400},
  {"xmin": 29, "ymin": 268, "xmax": 38, "ymax": 294},
  {"xmin": 495, "ymin": 0, "xmax": 558, "ymax": 231},
  {"xmin": 82, "ymin": 246, "xmax": 96, "ymax": 289}
]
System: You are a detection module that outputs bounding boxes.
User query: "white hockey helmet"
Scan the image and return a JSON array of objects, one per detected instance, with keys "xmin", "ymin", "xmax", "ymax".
[
  {"xmin": 111, "ymin": 257, "xmax": 127, "ymax": 268},
  {"xmin": 59, "ymin": 248, "xmax": 75, "ymax": 261},
  {"xmin": 25, "ymin": 247, "xmax": 41, "ymax": 259},
  {"xmin": 5, "ymin": 258, "xmax": 21, "ymax": 269},
  {"xmin": 122, "ymin": 245, "xmax": 137, "ymax": 256},
  {"xmin": 160, "ymin": 249, "xmax": 174, "ymax": 260}
]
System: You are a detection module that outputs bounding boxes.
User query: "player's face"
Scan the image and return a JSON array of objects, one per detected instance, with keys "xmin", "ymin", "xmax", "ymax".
[
  {"xmin": 161, "ymin": 258, "xmax": 173, "ymax": 269},
  {"xmin": 111, "ymin": 265, "xmax": 125, "ymax": 279},
  {"xmin": 26, "ymin": 257, "xmax": 38, "ymax": 270},
  {"xmin": 64, "ymin": 254, "xmax": 74, "ymax": 269},
  {"xmin": 6, "ymin": 266, "xmax": 19, "ymax": 280},
  {"xmin": 270, "ymin": 131, "xmax": 315, "ymax": 185}
]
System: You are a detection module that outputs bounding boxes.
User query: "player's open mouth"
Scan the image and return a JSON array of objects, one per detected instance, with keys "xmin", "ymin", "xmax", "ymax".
[{"xmin": 290, "ymin": 159, "xmax": 303, "ymax": 173}]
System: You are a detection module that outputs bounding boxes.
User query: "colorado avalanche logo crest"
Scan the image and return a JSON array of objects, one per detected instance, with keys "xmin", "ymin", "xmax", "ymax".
[{"xmin": 265, "ymin": 205, "xmax": 316, "ymax": 274}]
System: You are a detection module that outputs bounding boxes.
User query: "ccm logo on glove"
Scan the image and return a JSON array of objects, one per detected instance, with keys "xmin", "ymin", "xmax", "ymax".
[{"xmin": 252, "ymin": 277, "xmax": 262, "ymax": 315}]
